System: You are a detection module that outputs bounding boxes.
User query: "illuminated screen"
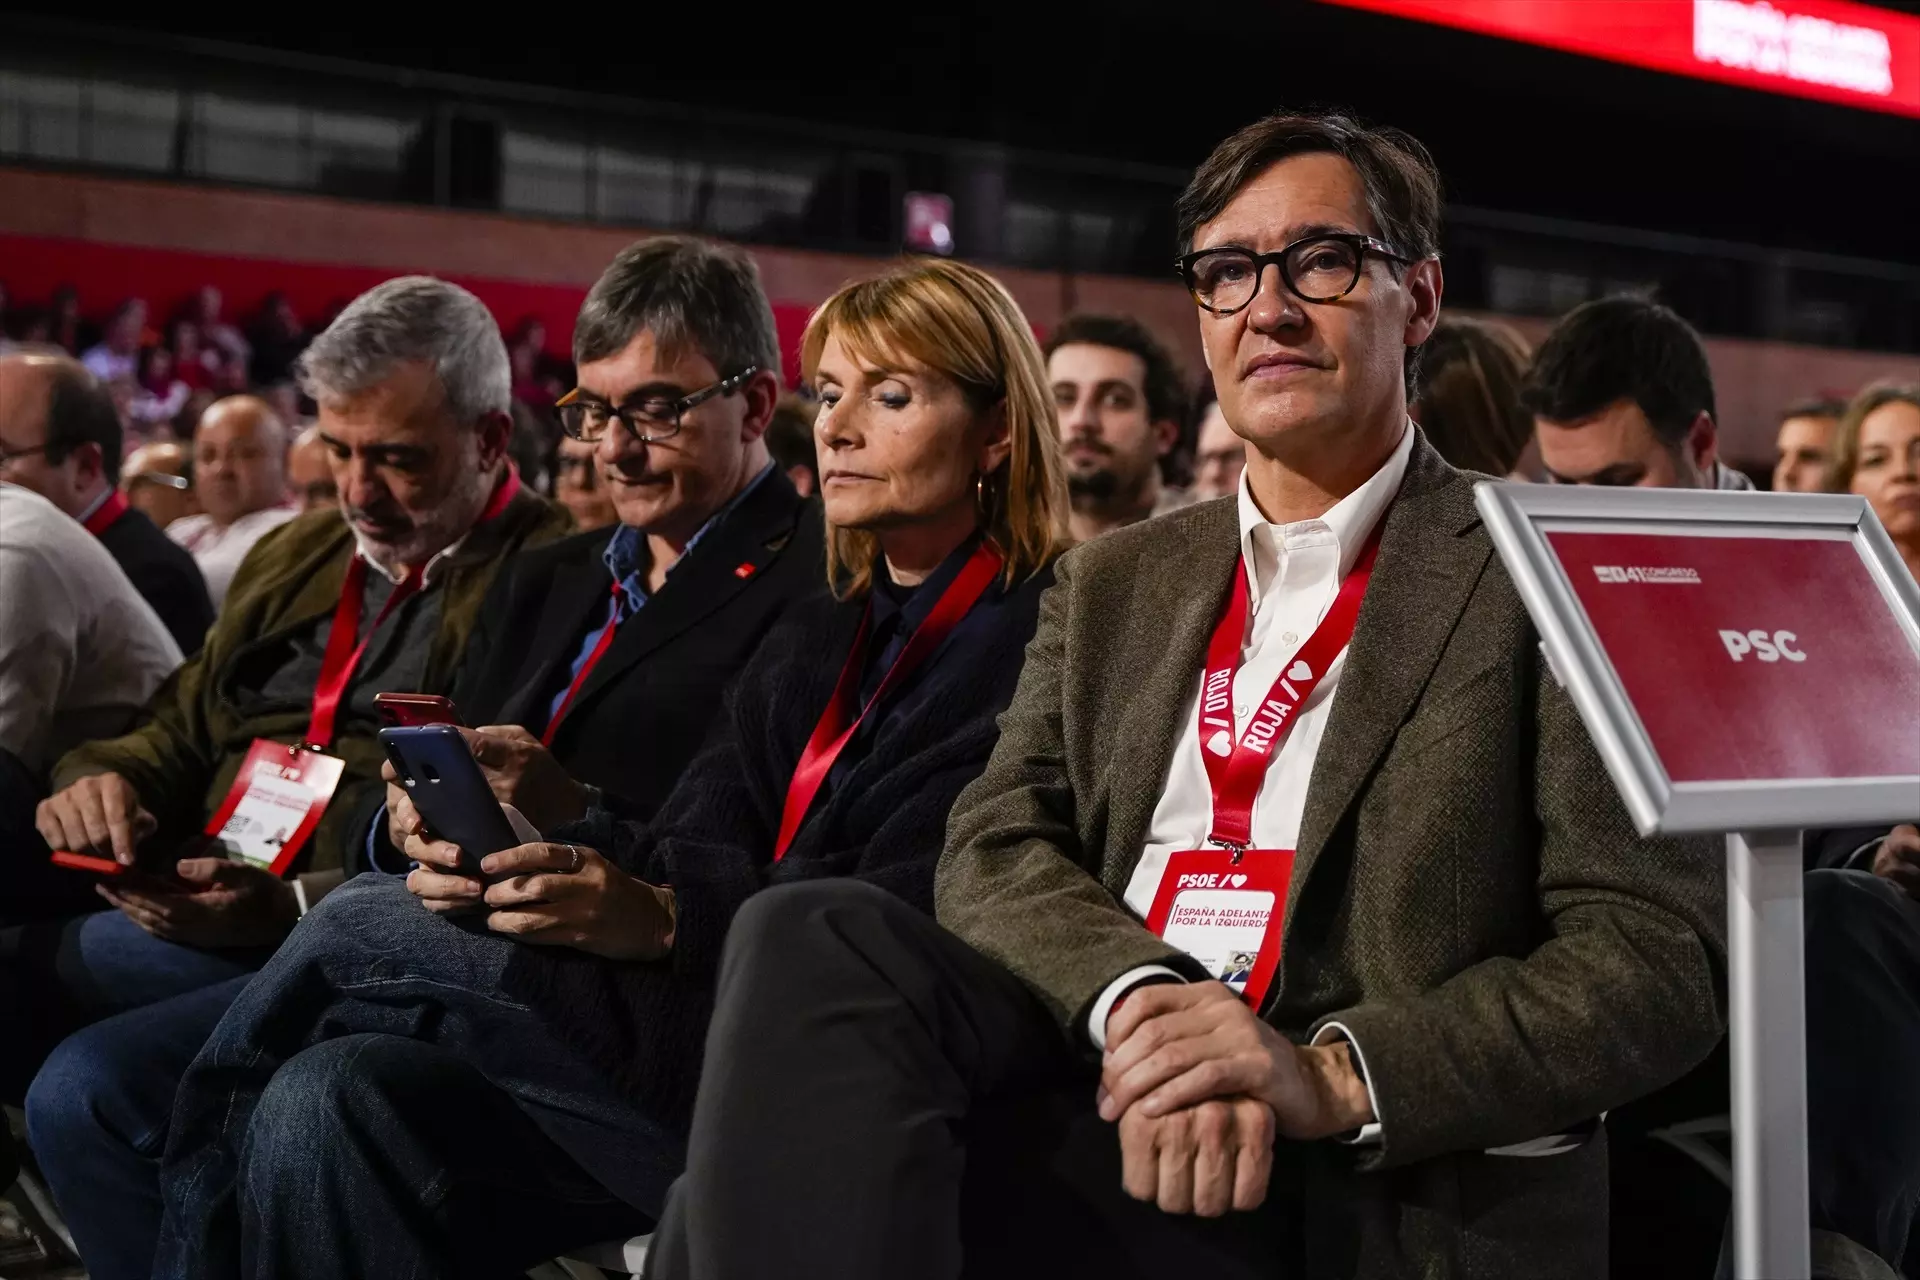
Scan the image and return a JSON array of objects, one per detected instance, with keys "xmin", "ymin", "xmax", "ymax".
[{"xmin": 1316, "ymin": 0, "xmax": 1920, "ymax": 117}]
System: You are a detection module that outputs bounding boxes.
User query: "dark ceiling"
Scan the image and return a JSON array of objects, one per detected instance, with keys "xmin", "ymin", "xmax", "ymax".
[{"xmin": 15, "ymin": 0, "xmax": 1920, "ymax": 264}]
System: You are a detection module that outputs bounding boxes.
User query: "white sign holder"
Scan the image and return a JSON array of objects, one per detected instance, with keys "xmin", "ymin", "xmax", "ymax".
[{"xmin": 1475, "ymin": 484, "xmax": 1920, "ymax": 1280}]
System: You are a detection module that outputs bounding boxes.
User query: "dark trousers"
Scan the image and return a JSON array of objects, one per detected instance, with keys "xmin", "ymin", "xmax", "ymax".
[
  {"xmin": 25, "ymin": 974, "xmax": 250, "ymax": 1280},
  {"xmin": 0, "ymin": 743, "xmax": 100, "ymax": 925},
  {"xmin": 153, "ymin": 873, "xmax": 664, "ymax": 1280},
  {"xmin": 1804, "ymin": 868, "xmax": 1920, "ymax": 1275},
  {"xmin": 0, "ymin": 907, "xmax": 268, "ymax": 1101},
  {"xmin": 646, "ymin": 878, "xmax": 1301, "ymax": 1280}
]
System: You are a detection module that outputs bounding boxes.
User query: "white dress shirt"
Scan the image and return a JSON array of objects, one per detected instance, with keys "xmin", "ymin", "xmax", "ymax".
[
  {"xmin": 1086, "ymin": 424, "xmax": 1415, "ymax": 1140},
  {"xmin": 167, "ymin": 506, "xmax": 299, "ymax": 606},
  {"xmin": 0, "ymin": 483, "xmax": 182, "ymax": 773}
]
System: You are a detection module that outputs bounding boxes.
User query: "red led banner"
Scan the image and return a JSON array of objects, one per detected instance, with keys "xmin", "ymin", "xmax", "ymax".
[{"xmin": 1318, "ymin": 0, "xmax": 1920, "ymax": 118}]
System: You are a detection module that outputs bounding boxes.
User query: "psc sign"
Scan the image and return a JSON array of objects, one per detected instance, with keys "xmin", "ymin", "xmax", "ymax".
[{"xmin": 1719, "ymin": 629, "xmax": 1807, "ymax": 663}]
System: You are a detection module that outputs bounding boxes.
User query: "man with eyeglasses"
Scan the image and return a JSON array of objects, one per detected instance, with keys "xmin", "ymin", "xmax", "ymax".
[
  {"xmin": 0, "ymin": 353, "xmax": 214, "ymax": 654},
  {"xmin": 23, "ymin": 239, "xmax": 824, "ymax": 1280},
  {"xmin": 645, "ymin": 110, "xmax": 1722, "ymax": 1280},
  {"xmin": 346, "ymin": 233, "xmax": 825, "ymax": 877}
]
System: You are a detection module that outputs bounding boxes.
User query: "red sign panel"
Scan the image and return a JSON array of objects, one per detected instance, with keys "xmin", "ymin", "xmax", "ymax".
[
  {"xmin": 1548, "ymin": 530, "xmax": 1920, "ymax": 783},
  {"xmin": 1319, "ymin": 0, "xmax": 1920, "ymax": 118}
]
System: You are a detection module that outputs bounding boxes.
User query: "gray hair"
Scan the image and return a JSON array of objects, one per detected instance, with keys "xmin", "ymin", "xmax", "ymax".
[
  {"xmin": 298, "ymin": 277, "xmax": 511, "ymax": 425},
  {"xmin": 574, "ymin": 236, "xmax": 781, "ymax": 378}
]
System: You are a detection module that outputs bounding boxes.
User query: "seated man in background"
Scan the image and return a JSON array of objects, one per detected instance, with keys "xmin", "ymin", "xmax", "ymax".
[
  {"xmin": 120, "ymin": 439, "xmax": 199, "ymax": 530},
  {"xmin": 765, "ymin": 391, "xmax": 821, "ymax": 496},
  {"xmin": 1772, "ymin": 396, "xmax": 1845, "ymax": 494},
  {"xmin": 1523, "ymin": 295, "xmax": 1751, "ymax": 491},
  {"xmin": 0, "ymin": 482, "xmax": 181, "ymax": 922},
  {"xmin": 651, "ymin": 109, "xmax": 1725, "ymax": 1280},
  {"xmin": 285, "ymin": 422, "xmax": 337, "ymax": 514},
  {"xmin": 0, "ymin": 354, "xmax": 214, "ymax": 653},
  {"xmin": 166, "ymin": 395, "xmax": 298, "ymax": 605},
  {"xmin": 1048, "ymin": 313, "xmax": 1192, "ymax": 541},
  {"xmin": 1188, "ymin": 392, "xmax": 1247, "ymax": 501},
  {"xmin": 554, "ymin": 431, "xmax": 619, "ymax": 531},
  {"xmin": 29, "ymin": 236, "xmax": 825, "ymax": 1280},
  {"xmin": 2, "ymin": 276, "xmax": 567, "ymax": 1280}
]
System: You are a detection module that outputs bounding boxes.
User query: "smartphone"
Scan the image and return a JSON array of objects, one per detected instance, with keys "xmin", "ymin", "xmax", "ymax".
[
  {"xmin": 374, "ymin": 693, "xmax": 463, "ymax": 729},
  {"xmin": 49, "ymin": 849, "xmax": 131, "ymax": 876},
  {"xmin": 377, "ymin": 724, "xmax": 520, "ymax": 880}
]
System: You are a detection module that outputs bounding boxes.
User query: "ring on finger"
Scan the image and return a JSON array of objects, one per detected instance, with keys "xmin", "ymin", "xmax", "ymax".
[{"xmin": 565, "ymin": 844, "xmax": 584, "ymax": 874}]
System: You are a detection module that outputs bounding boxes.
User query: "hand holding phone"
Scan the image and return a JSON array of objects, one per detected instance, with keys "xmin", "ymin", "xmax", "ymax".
[{"xmin": 378, "ymin": 726, "xmax": 522, "ymax": 889}]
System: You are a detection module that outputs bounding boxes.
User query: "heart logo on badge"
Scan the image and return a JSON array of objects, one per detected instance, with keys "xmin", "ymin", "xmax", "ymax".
[
  {"xmin": 1205, "ymin": 729, "xmax": 1233, "ymax": 757},
  {"xmin": 1228, "ymin": 873, "xmax": 1248, "ymax": 888},
  {"xmin": 1287, "ymin": 659, "xmax": 1313, "ymax": 682}
]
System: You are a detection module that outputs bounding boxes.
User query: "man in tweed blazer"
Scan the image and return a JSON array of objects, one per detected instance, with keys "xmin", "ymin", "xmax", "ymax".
[{"xmin": 645, "ymin": 111, "xmax": 1726, "ymax": 1280}]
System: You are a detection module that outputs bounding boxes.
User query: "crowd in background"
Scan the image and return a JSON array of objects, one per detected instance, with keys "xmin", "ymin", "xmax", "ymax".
[{"xmin": 0, "ymin": 105, "xmax": 1917, "ymax": 1280}]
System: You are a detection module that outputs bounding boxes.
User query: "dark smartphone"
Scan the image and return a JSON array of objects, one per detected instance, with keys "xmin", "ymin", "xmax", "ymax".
[
  {"xmin": 378, "ymin": 724, "xmax": 520, "ymax": 880},
  {"xmin": 375, "ymin": 692, "xmax": 463, "ymax": 728}
]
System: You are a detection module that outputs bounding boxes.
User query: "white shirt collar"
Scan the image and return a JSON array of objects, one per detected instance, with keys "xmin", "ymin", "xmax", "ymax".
[
  {"xmin": 353, "ymin": 527, "xmax": 471, "ymax": 588},
  {"xmin": 1234, "ymin": 421, "xmax": 1414, "ymax": 601}
]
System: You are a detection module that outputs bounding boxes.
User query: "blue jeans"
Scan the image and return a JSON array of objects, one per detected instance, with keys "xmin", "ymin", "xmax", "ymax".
[
  {"xmin": 155, "ymin": 873, "xmax": 670, "ymax": 1280},
  {"xmin": 0, "ymin": 907, "xmax": 269, "ymax": 1099},
  {"xmin": 26, "ymin": 975, "xmax": 253, "ymax": 1280}
]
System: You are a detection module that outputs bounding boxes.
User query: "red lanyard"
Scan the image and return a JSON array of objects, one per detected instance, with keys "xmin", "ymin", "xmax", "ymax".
[
  {"xmin": 307, "ymin": 558, "xmax": 423, "ymax": 749},
  {"xmin": 1197, "ymin": 525, "xmax": 1384, "ymax": 852},
  {"xmin": 542, "ymin": 582, "xmax": 624, "ymax": 747},
  {"xmin": 772, "ymin": 541, "xmax": 1004, "ymax": 861},
  {"xmin": 81, "ymin": 491, "xmax": 129, "ymax": 537},
  {"xmin": 305, "ymin": 465, "xmax": 521, "ymax": 750}
]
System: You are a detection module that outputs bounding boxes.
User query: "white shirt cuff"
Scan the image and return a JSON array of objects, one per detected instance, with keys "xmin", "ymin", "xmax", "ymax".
[
  {"xmin": 1312, "ymin": 1021, "xmax": 1383, "ymax": 1145},
  {"xmin": 1086, "ymin": 965, "xmax": 1188, "ymax": 1050}
]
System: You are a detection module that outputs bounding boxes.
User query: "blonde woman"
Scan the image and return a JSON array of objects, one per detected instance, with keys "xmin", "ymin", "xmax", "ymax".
[
  {"xmin": 1827, "ymin": 382, "xmax": 1920, "ymax": 582},
  {"xmin": 154, "ymin": 257, "xmax": 1068, "ymax": 1274}
]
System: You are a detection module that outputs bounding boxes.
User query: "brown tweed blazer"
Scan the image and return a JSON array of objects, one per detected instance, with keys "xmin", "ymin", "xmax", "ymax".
[{"xmin": 935, "ymin": 434, "xmax": 1728, "ymax": 1279}]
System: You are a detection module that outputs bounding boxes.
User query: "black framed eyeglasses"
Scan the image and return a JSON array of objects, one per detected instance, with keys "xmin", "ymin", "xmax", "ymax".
[
  {"xmin": 555, "ymin": 365, "xmax": 760, "ymax": 444},
  {"xmin": 1176, "ymin": 234, "xmax": 1413, "ymax": 315}
]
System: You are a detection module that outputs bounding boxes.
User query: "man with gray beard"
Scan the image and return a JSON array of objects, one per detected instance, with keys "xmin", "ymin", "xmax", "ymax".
[{"xmin": 2, "ymin": 277, "xmax": 567, "ymax": 1280}]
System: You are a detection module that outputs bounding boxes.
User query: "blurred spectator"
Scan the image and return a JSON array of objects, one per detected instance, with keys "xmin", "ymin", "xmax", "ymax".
[
  {"xmin": 766, "ymin": 391, "xmax": 820, "ymax": 496},
  {"xmin": 247, "ymin": 291, "xmax": 309, "ymax": 387},
  {"xmin": 80, "ymin": 300, "xmax": 148, "ymax": 385},
  {"xmin": 1187, "ymin": 393, "xmax": 1245, "ymax": 500},
  {"xmin": 0, "ymin": 354, "xmax": 214, "ymax": 654},
  {"xmin": 48, "ymin": 286, "xmax": 92, "ymax": 356},
  {"xmin": 173, "ymin": 387, "xmax": 217, "ymax": 440},
  {"xmin": 506, "ymin": 400, "xmax": 554, "ymax": 496},
  {"xmin": 507, "ymin": 315, "xmax": 554, "ymax": 407},
  {"xmin": 185, "ymin": 285, "xmax": 251, "ymax": 369},
  {"xmin": 167, "ymin": 319, "xmax": 221, "ymax": 391},
  {"xmin": 553, "ymin": 432, "xmax": 617, "ymax": 532},
  {"xmin": 285, "ymin": 424, "xmax": 337, "ymax": 515},
  {"xmin": 129, "ymin": 344, "xmax": 191, "ymax": 436},
  {"xmin": 261, "ymin": 380, "xmax": 304, "ymax": 428},
  {"xmin": 166, "ymin": 396, "xmax": 296, "ymax": 605},
  {"xmin": 1828, "ymin": 382, "xmax": 1920, "ymax": 582},
  {"xmin": 1045, "ymin": 313, "xmax": 1190, "ymax": 542},
  {"xmin": 1522, "ymin": 295, "xmax": 1749, "ymax": 490},
  {"xmin": 1773, "ymin": 396, "xmax": 1847, "ymax": 494},
  {"xmin": 0, "ymin": 484, "xmax": 180, "ymax": 781},
  {"xmin": 0, "ymin": 280, "xmax": 9, "ymax": 342},
  {"xmin": 1412, "ymin": 315, "xmax": 1534, "ymax": 476},
  {"xmin": 120, "ymin": 441, "xmax": 200, "ymax": 531}
]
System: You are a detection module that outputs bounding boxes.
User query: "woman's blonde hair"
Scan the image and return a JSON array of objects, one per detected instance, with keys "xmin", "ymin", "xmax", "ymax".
[
  {"xmin": 1826, "ymin": 381, "xmax": 1920, "ymax": 493},
  {"xmin": 801, "ymin": 258, "xmax": 1068, "ymax": 597}
]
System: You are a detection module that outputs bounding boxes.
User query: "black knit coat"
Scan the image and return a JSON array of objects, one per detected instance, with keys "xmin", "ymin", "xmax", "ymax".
[{"xmin": 502, "ymin": 561, "xmax": 1055, "ymax": 1135}]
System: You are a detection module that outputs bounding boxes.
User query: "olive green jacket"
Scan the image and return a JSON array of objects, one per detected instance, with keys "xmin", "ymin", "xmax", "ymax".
[{"xmin": 52, "ymin": 489, "xmax": 570, "ymax": 879}]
